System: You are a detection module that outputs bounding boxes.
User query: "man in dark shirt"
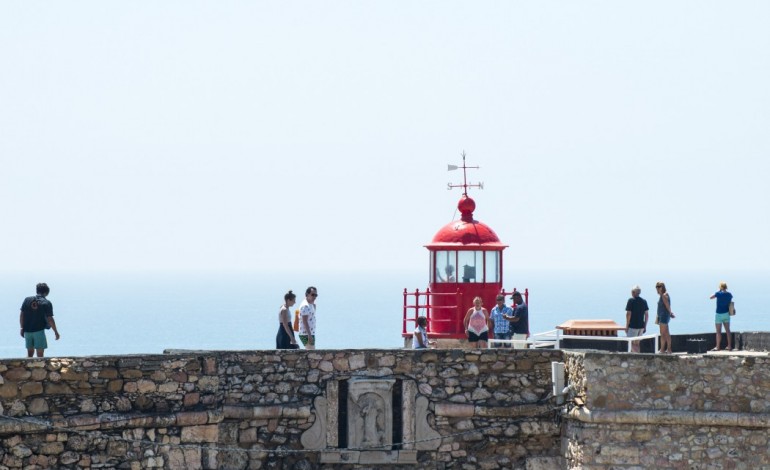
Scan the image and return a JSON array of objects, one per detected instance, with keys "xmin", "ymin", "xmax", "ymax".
[
  {"xmin": 20, "ymin": 282, "xmax": 60, "ymax": 357},
  {"xmin": 504, "ymin": 291, "xmax": 529, "ymax": 349},
  {"xmin": 625, "ymin": 285, "xmax": 648, "ymax": 353}
]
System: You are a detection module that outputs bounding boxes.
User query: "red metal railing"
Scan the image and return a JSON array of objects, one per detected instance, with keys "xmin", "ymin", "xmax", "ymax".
[
  {"xmin": 402, "ymin": 288, "xmax": 463, "ymax": 337},
  {"xmin": 402, "ymin": 287, "xmax": 530, "ymax": 338},
  {"xmin": 500, "ymin": 288, "xmax": 529, "ymax": 308}
]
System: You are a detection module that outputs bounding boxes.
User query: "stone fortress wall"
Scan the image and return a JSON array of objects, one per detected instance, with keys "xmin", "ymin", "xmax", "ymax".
[
  {"xmin": 2, "ymin": 335, "xmax": 770, "ymax": 469},
  {"xmin": 0, "ymin": 349, "xmax": 563, "ymax": 469},
  {"xmin": 564, "ymin": 348, "xmax": 770, "ymax": 469}
]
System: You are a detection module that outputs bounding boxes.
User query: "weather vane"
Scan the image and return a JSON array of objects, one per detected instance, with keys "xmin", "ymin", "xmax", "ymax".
[{"xmin": 447, "ymin": 151, "xmax": 483, "ymax": 196}]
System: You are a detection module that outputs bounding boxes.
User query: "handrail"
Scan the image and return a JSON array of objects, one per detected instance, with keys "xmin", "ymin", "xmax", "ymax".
[
  {"xmin": 402, "ymin": 288, "xmax": 463, "ymax": 336},
  {"xmin": 491, "ymin": 330, "xmax": 660, "ymax": 352}
]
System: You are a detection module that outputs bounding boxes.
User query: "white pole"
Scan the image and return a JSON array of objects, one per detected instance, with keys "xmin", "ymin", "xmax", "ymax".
[{"xmin": 552, "ymin": 362, "xmax": 565, "ymax": 405}]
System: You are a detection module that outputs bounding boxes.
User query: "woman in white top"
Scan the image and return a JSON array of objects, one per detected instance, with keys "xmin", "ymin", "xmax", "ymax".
[
  {"xmin": 413, "ymin": 316, "xmax": 435, "ymax": 349},
  {"xmin": 463, "ymin": 296, "xmax": 490, "ymax": 348}
]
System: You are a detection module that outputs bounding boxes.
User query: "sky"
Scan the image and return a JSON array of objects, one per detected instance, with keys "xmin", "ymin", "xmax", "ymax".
[{"xmin": 1, "ymin": 1, "xmax": 769, "ymax": 274}]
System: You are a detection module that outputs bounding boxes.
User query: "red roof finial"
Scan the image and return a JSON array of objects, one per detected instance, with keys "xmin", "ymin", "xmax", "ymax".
[{"xmin": 457, "ymin": 195, "xmax": 476, "ymax": 222}]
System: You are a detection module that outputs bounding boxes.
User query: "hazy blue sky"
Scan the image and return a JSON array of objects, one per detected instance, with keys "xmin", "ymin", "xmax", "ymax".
[{"xmin": 2, "ymin": 2, "xmax": 769, "ymax": 273}]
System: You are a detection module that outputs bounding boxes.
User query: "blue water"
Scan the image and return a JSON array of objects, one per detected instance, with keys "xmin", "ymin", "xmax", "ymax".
[{"xmin": 2, "ymin": 269, "xmax": 768, "ymax": 358}]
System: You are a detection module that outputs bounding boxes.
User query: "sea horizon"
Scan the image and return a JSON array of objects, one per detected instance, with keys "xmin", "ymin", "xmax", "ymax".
[{"xmin": 2, "ymin": 268, "xmax": 768, "ymax": 359}]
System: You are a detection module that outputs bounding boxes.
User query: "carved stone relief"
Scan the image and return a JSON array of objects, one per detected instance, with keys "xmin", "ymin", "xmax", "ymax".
[
  {"xmin": 300, "ymin": 396, "xmax": 327, "ymax": 450},
  {"xmin": 348, "ymin": 378, "xmax": 395, "ymax": 449},
  {"xmin": 301, "ymin": 377, "xmax": 441, "ymax": 458},
  {"xmin": 415, "ymin": 396, "xmax": 441, "ymax": 450}
]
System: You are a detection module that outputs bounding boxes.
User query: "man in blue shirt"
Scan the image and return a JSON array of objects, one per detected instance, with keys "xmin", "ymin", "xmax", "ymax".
[{"xmin": 489, "ymin": 295, "xmax": 514, "ymax": 348}]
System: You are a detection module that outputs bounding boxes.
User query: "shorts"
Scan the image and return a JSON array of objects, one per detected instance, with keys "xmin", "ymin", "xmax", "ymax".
[
  {"xmin": 513, "ymin": 333, "xmax": 528, "ymax": 349},
  {"xmin": 657, "ymin": 312, "xmax": 671, "ymax": 325},
  {"xmin": 299, "ymin": 335, "xmax": 315, "ymax": 346},
  {"xmin": 715, "ymin": 312, "xmax": 730, "ymax": 324},
  {"xmin": 627, "ymin": 328, "xmax": 644, "ymax": 337},
  {"xmin": 467, "ymin": 331, "xmax": 489, "ymax": 342},
  {"xmin": 25, "ymin": 330, "xmax": 47, "ymax": 350},
  {"xmin": 493, "ymin": 331, "xmax": 512, "ymax": 348}
]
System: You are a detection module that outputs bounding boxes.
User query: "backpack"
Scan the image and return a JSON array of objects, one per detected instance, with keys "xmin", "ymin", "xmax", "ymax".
[{"xmin": 30, "ymin": 295, "xmax": 52, "ymax": 329}]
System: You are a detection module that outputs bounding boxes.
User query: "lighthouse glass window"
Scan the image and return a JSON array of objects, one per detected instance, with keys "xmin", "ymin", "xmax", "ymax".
[
  {"xmin": 433, "ymin": 251, "xmax": 458, "ymax": 283},
  {"xmin": 457, "ymin": 251, "xmax": 483, "ymax": 283},
  {"xmin": 485, "ymin": 251, "xmax": 500, "ymax": 283}
]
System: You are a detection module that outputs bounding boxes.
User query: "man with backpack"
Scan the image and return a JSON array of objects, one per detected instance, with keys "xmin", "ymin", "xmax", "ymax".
[{"xmin": 19, "ymin": 282, "xmax": 60, "ymax": 357}]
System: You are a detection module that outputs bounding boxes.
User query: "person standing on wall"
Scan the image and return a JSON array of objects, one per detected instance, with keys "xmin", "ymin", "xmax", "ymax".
[
  {"xmin": 464, "ymin": 296, "xmax": 490, "ymax": 348},
  {"xmin": 655, "ymin": 282, "xmax": 675, "ymax": 354},
  {"xmin": 276, "ymin": 290, "xmax": 298, "ymax": 349},
  {"xmin": 489, "ymin": 294, "xmax": 514, "ymax": 348},
  {"xmin": 709, "ymin": 281, "xmax": 733, "ymax": 351},
  {"xmin": 625, "ymin": 285, "xmax": 649, "ymax": 353},
  {"xmin": 504, "ymin": 291, "xmax": 529, "ymax": 349},
  {"xmin": 20, "ymin": 282, "xmax": 60, "ymax": 358},
  {"xmin": 299, "ymin": 286, "xmax": 318, "ymax": 350}
]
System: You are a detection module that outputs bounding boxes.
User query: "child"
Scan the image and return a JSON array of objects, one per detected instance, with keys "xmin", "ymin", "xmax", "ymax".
[{"xmin": 413, "ymin": 316, "xmax": 435, "ymax": 349}]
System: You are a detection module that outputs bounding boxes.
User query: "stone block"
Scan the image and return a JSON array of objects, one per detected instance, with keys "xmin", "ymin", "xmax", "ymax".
[
  {"xmin": 137, "ymin": 379, "xmax": 157, "ymax": 393},
  {"xmin": 435, "ymin": 403, "xmax": 474, "ymax": 417},
  {"xmin": 4, "ymin": 367, "xmax": 31, "ymax": 381},
  {"xmin": 0, "ymin": 383, "xmax": 18, "ymax": 399},
  {"xmin": 349, "ymin": 354, "xmax": 366, "ymax": 370},
  {"xmin": 197, "ymin": 376, "xmax": 219, "ymax": 392},
  {"xmin": 158, "ymin": 382, "xmax": 178, "ymax": 393},
  {"xmin": 60, "ymin": 451, "xmax": 80, "ymax": 465},
  {"xmin": 99, "ymin": 368, "xmax": 119, "ymax": 379},
  {"xmin": 320, "ymin": 451, "xmax": 360, "ymax": 464},
  {"xmin": 60, "ymin": 369, "xmax": 89, "ymax": 381},
  {"xmin": 171, "ymin": 371, "xmax": 188, "ymax": 382},
  {"xmin": 526, "ymin": 456, "xmax": 566, "ymax": 470},
  {"xmin": 121, "ymin": 369, "xmax": 144, "ymax": 379},
  {"xmin": 184, "ymin": 392, "xmax": 201, "ymax": 407},
  {"xmin": 359, "ymin": 451, "xmax": 399, "ymax": 464},
  {"xmin": 203, "ymin": 358, "xmax": 216, "ymax": 374},
  {"xmin": 181, "ymin": 425, "xmax": 219, "ymax": 443},
  {"xmin": 177, "ymin": 411, "xmax": 210, "ymax": 426},
  {"xmin": 40, "ymin": 441, "xmax": 64, "ymax": 455},
  {"xmin": 238, "ymin": 428, "xmax": 258, "ymax": 443},
  {"xmin": 28, "ymin": 397, "xmax": 49, "ymax": 415},
  {"xmin": 252, "ymin": 405, "xmax": 282, "ymax": 418},
  {"xmin": 20, "ymin": 382, "xmax": 43, "ymax": 397}
]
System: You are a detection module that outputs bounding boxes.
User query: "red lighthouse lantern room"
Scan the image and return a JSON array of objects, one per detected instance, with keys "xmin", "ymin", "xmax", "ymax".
[{"xmin": 403, "ymin": 155, "xmax": 523, "ymax": 348}]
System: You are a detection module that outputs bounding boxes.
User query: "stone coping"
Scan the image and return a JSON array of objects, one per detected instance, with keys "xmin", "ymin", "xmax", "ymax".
[
  {"xmin": 319, "ymin": 450, "xmax": 417, "ymax": 465},
  {"xmin": 569, "ymin": 406, "xmax": 770, "ymax": 428},
  {"xmin": 0, "ymin": 409, "xmax": 226, "ymax": 436}
]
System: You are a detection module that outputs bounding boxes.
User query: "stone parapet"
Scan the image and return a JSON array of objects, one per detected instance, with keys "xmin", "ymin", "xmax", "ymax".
[
  {"xmin": 563, "ymin": 350, "xmax": 770, "ymax": 468},
  {"xmin": 0, "ymin": 349, "xmax": 562, "ymax": 469}
]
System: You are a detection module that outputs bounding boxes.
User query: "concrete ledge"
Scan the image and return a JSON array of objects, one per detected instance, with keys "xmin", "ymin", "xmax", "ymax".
[
  {"xmin": 434, "ymin": 403, "xmax": 474, "ymax": 417},
  {"xmin": 1, "ymin": 410, "xmax": 225, "ymax": 436},
  {"xmin": 568, "ymin": 407, "xmax": 770, "ymax": 428},
  {"xmin": 319, "ymin": 450, "xmax": 417, "ymax": 464},
  {"xmin": 435, "ymin": 402, "xmax": 550, "ymax": 418},
  {"xmin": 222, "ymin": 405, "xmax": 311, "ymax": 419}
]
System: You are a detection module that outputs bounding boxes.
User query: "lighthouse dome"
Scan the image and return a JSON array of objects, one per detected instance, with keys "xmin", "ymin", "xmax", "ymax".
[{"xmin": 428, "ymin": 196, "xmax": 505, "ymax": 247}]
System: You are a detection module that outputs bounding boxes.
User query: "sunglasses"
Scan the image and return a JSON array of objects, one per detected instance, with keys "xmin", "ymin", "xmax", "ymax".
[{"xmin": 310, "ymin": 293, "xmax": 318, "ymax": 297}]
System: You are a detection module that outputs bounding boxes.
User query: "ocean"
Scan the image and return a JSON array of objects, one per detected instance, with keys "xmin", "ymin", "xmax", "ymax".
[{"xmin": 2, "ymin": 269, "xmax": 769, "ymax": 359}]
